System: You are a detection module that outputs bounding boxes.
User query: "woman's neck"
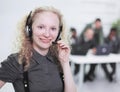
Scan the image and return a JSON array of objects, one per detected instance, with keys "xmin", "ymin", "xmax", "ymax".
[{"xmin": 33, "ymin": 47, "xmax": 49, "ymax": 56}]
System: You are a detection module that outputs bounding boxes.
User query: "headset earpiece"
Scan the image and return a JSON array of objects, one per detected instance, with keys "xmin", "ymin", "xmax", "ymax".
[
  {"xmin": 25, "ymin": 11, "xmax": 32, "ymax": 38},
  {"xmin": 25, "ymin": 25, "xmax": 32, "ymax": 37}
]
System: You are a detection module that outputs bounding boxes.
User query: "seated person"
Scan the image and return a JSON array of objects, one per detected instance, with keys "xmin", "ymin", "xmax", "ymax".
[
  {"xmin": 72, "ymin": 27, "xmax": 96, "ymax": 81},
  {"xmin": 101, "ymin": 27, "xmax": 120, "ymax": 82},
  {"xmin": 70, "ymin": 27, "xmax": 80, "ymax": 55}
]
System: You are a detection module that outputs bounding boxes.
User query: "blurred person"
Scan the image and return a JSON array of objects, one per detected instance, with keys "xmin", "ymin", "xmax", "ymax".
[
  {"xmin": 105, "ymin": 28, "xmax": 120, "ymax": 53},
  {"xmin": 0, "ymin": 7, "xmax": 76, "ymax": 92},
  {"xmin": 79, "ymin": 28, "xmax": 96, "ymax": 55},
  {"xmin": 70, "ymin": 27, "xmax": 80, "ymax": 75},
  {"xmin": 93, "ymin": 18, "xmax": 104, "ymax": 46},
  {"xmin": 81, "ymin": 18, "xmax": 104, "ymax": 82},
  {"xmin": 101, "ymin": 27, "xmax": 120, "ymax": 82},
  {"xmin": 82, "ymin": 18, "xmax": 104, "ymax": 46},
  {"xmin": 70, "ymin": 27, "xmax": 79, "ymax": 55},
  {"xmin": 78, "ymin": 28, "xmax": 96, "ymax": 82}
]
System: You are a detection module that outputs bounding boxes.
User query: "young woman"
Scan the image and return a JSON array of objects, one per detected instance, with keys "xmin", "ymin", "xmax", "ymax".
[{"xmin": 0, "ymin": 7, "xmax": 76, "ymax": 92}]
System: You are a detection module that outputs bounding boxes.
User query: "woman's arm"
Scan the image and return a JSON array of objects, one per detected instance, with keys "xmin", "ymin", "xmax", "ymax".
[
  {"xmin": 57, "ymin": 40, "xmax": 77, "ymax": 92},
  {"xmin": 62, "ymin": 62, "xmax": 77, "ymax": 92},
  {"xmin": 0, "ymin": 80, "xmax": 5, "ymax": 89}
]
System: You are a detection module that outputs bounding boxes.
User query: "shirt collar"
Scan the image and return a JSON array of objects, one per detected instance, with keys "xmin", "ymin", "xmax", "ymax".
[{"xmin": 32, "ymin": 49, "xmax": 55, "ymax": 64}]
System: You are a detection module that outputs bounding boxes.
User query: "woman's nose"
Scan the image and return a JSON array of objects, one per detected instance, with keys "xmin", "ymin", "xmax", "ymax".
[{"xmin": 43, "ymin": 29, "xmax": 50, "ymax": 37}]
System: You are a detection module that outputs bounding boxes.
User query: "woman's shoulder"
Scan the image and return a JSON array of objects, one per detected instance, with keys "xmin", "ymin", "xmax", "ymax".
[
  {"xmin": 1, "ymin": 53, "xmax": 21, "ymax": 67},
  {"xmin": 8, "ymin": 53, "xmax": 19, "ymax": 60},
  {"xmin": 7, "ymin": 53, "xmax": 19, "ymax": 61},
  {"xmin": 0, "ymin": 53, "xmax": 23, "ymax": 82}
]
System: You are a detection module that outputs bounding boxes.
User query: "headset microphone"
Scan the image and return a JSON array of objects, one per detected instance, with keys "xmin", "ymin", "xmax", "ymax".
[{"xmin": 52, "ymin": 26, "xmax": 62, "ymax": 44}]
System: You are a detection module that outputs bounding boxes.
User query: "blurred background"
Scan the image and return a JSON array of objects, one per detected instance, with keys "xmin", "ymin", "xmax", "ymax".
[{"xmin": 0, "ymin": 0, "xmax": 120, "ymax": 92}]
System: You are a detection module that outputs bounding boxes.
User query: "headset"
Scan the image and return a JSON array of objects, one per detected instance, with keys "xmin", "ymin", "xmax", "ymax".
[
  {"xmin": 25, "ymin": 11, "xmax": 32, "ymax": 38},
  {"xmin": 25, "ymin": 11, "xmax": 63, "ymax": 44}
]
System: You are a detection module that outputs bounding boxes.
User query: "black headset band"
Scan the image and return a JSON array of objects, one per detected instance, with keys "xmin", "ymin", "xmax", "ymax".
[{"xmin": 25, "ymin": 11, "xmax": 32, "ymax": 27}]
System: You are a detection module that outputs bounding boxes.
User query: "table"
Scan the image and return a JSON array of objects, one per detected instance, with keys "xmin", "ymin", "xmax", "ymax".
[
  {"xmin": 69, "ymin": 54, "xmax": 120, "ymax": 90},
  {"xmin": 70, "ymin": 54, "xmax": 120, "ymax": 64}
]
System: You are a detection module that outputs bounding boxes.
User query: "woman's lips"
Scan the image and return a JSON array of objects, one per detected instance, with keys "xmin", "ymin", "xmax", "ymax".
[{"xmin": 40, "ymin": 38, "xmax": 51, "ymax": 43}]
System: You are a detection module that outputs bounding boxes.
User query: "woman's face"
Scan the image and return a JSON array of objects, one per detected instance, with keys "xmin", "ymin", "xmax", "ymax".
[{"xmin": 32, "ymin": 11, "xmax": 60, "ymax": 51}]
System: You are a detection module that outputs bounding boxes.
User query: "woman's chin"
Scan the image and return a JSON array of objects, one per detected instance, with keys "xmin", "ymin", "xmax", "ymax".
[{"xmin": 39, "ymin": 44, "xmax": 51, "ymax": 50}]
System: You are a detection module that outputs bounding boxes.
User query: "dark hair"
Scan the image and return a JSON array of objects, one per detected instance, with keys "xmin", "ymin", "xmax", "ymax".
[
  {"xmin": 110, "ymin": 27, "xmax": 117, "ymax": 32},
  {"xmin": 95, "ymin": 18, "xmax": 101, "ymax": 22},
  {"xmin": 70, "ymin": 27, "xmax": 76, "ymax": 32}
]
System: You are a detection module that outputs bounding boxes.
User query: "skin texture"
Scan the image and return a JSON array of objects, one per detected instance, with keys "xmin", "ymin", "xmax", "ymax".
[
  {"xmin": 32, "ymin": 11, "xmax": 59, "ymax": 55},
  {"xmin": 0, "ymin": 80, "xmax": 5, "ymax": 89},
  {"xmin": 84, "ymin": 28, "xmax": 94, "ymax": 41}
]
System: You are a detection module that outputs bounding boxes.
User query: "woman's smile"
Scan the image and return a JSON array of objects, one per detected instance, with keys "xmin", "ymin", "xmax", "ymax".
[{"xmin": 40, "ymin": 38, "xmax": 51, "ymax": 43}]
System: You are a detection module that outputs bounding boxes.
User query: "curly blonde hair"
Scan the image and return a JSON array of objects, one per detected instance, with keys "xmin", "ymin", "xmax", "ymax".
[{"xmin": 16, "ymin": 6, "xmax": 69, "ymax": 70}]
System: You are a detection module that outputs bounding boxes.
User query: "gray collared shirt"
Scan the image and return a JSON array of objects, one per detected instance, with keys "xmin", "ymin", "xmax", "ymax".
[{"xmin": 0, "ymin": 50, "xmax": 64, "ymax": 92}]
